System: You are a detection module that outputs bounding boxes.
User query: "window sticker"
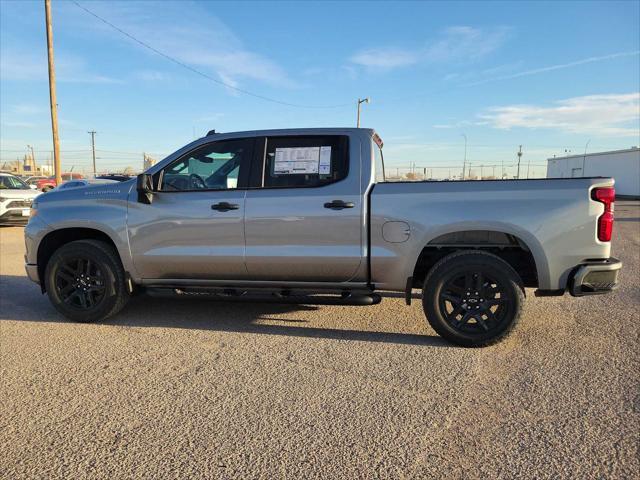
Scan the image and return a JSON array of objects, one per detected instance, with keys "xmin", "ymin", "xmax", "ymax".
[
  {"xmin": 319, "ymin": 146, "xmax": 332, "ymax": 174},
  {"xmin": 273, "ymin": 146, "xmax": 332, "ymax": 175}
]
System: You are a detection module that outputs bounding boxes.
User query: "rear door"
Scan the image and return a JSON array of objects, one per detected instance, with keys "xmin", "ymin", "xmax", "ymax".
[
  {"xmin": 244, "ymin": 135, "xmax": 363, "ymax": 282},
  {"xmin": 127, "ymin": 138, "xmax": 254, "ymax": 280}
]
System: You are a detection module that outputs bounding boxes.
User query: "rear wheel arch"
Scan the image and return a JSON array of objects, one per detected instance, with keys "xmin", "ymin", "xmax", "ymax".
[
  {"xmin": 411, "ymin": 230, "xmax": 540, "ymax": 289},
  {"xmin": 37, "ymin": 228, "xmax": 123, "ymax": 291}
]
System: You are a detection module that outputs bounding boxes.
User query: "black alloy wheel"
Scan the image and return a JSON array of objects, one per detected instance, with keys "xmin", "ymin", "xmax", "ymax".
[
  {"xmin": 439, "ymin": 271, "xmax": 509, "ymax": 334},
  {"xmin": 44, "ymin": 240, "xmax": 129, "ymax": 322},
  {"xmin": 54, "ymin": 257, "xmax": 107, "ymax": 309},
  {"xmin": 422, "ymin": 250, "xmax": 525, "ymax": 347}
]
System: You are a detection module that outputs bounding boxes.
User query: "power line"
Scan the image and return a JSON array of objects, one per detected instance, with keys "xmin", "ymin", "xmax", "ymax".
[{"xmin": 70, "ymin": 1, "xmax": 352, "ymax": 109}]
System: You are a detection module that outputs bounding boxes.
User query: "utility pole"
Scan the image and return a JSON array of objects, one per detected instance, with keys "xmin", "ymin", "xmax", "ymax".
[
  {"xmin": 526, "ymin": 159, "xmax": 531, "ymax": 179},
  {"xmin": 356, "ymin": 97, "xmax": 370, "ymax": 128},
  {"xmin": 461, "ymin": 133, "xmax": 467, "ymax": 180},
  {"xmin": 88, "ymin": 130, "xmax": 97, "ymax": 177},
  {"xmin": 516, "ymin": 145, "xmax": 523, "ymax": 179},
  {"xmin": 45, "ymin": 0, "xmax": 61, "ymax": 185}
]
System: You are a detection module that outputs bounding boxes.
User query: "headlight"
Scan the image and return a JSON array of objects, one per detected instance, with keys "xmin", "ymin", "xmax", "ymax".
[{"xmin": 30, "ymin": 199, "xmax": 39, "ymax": 217}]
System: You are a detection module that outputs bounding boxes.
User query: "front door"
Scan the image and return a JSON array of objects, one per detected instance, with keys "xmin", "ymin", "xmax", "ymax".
[
  {"xmin": 244, "ymin": 135, "xmax": 364, "ymax": 282},
  {"xmin": 128, "ymin": 138, "xmax": 254, "ymax": 280}
]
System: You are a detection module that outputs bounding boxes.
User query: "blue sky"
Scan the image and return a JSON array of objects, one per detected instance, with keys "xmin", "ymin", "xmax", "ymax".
[{"xmin": 1, "ymin": 0, "xmax": 639, "ymax": 177}]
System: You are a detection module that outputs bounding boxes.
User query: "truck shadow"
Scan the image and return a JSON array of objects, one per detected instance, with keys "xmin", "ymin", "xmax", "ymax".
[{"xmin": 1, "ymin": 275, "xmax": 447, "ymax": 348}]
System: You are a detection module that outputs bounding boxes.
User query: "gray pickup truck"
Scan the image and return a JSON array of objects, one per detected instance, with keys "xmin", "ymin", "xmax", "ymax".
[{"xmin": 24, "ymin": 128, "xmax": 621, "ymax": 346}]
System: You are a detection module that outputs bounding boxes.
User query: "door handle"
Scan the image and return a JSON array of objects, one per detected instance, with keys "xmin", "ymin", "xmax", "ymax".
[
  {"xmin": 211, "ymin": 202, "xmax": 239, "ymax": 212},
  {"xmin": 324, "ymin": 200, "xmax": 355, "ymax": 210}
]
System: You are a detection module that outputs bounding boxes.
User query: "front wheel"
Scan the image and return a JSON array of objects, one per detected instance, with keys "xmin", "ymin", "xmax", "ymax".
[
  {"xmin": 44, "ymin": 240, "xmax": 129, "ymax": 322},
  {"xmin": 422, "ymin": 251, "xmax": 525, "ymax": 347}
]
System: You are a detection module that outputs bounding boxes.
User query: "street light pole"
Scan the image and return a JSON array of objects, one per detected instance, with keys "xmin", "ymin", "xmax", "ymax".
[
  {"xmin": 88, "ymin": 130, "xmax": 97, "ymax": 177},
  {"xmin": 44, "ymin": 0, "xmax": 61, "ymax": 186},
  {"xmin": 461, "ymin": 133, "xmax": 467, "ymax": 180},
  {"xmin": 516, "ymin": 145, "xmax": 523, "ymax": 179},
  {"xmin": 356, "ymin": 97, "xmax": 370, "ymax": 127}
]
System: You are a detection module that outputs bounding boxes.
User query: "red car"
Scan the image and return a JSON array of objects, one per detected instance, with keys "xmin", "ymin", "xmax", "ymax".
[{"xmin": 37, "ymin": 173, "xmax": 84, "ymax": 192}]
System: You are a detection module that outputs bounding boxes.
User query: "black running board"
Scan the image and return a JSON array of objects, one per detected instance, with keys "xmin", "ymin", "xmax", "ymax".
[{"xmin": 145, "ymin": 287, "xmax": 382, "ymax": 306}]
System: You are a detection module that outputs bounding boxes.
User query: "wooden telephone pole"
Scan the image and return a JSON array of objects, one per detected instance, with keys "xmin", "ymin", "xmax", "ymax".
[{"xmin": 45, "ymin": 0, "xmax": 61, "ymax": 185}]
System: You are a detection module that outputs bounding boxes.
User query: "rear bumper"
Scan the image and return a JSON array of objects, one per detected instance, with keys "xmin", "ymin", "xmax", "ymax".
[{"xmin": 569, "ymin": 257, "xmax": 622, "ymax": 297}]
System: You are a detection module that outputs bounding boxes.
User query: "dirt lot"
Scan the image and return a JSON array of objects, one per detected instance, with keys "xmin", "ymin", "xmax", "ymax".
[{"xmin": 1, "ymin": 201, "xmax": 638, "ymax": 479}]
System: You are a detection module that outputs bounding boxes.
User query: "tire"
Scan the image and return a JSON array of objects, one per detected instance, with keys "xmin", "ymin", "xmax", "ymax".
[
  {"xmin": 44, "ymin": 240, "xmax": 129, "ymax": 322},
  {"xmin": 42, "ymin": 186, "xmax": 52, "ymax": 192},
  {"xmin": 422, "ymin": 250, "xmax": 525, "ymax": 347}
]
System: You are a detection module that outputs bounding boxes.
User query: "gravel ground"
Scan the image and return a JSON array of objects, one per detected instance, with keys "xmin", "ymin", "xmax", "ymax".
[{"xmin": 1, "ymin": 201, "xmax": 638, "ymax": 479}]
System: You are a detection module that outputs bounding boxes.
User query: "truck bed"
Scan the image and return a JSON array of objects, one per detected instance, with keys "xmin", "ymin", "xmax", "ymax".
[{"xmin": 369, "ymin": 177, "xmax": 614, "ymax": 291}]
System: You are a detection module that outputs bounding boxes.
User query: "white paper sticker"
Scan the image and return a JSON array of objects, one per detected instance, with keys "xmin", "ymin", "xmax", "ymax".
[
  {"xmin": 319, "ymin": 146, "xmax": 331, "ymax": 175},
  {"xmin": 274, "ymin": 147, "xmax": 320, "ymax": 174},
  {"xmin": 273, "ymin": 146, "xmax": 333, "ymax": 175}
]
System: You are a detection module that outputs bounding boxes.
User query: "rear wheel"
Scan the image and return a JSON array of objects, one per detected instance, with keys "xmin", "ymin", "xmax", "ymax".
[
  {"xmin": 422, "ymin": 251, "xmax": 524, "ymax": 347},
  {"xmin": 44, "ymin": 240, "xmax": 129, "ymax": 322}
]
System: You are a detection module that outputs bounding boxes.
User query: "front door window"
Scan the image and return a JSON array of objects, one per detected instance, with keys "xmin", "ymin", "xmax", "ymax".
[{"xmin": 160, "ymin": 139, "xmax": 251, "ymax": 191}]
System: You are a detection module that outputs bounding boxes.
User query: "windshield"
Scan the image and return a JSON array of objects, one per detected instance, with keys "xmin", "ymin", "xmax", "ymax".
[{"xmin": 0, "ymin": 175, "xmax": 30, "ymax": 190}]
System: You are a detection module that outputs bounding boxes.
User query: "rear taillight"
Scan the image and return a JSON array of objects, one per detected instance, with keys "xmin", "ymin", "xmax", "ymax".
[{"xmin": 592, "ymin": 187, "xmax": 615, "ymax": 242}]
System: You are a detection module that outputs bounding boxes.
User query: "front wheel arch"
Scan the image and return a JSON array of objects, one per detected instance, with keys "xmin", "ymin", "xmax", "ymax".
[
  {"xmin": 44, "ymin": 239, "xmax": 129, "ymax": 322},
  {"xmin": 37, "ymin": 228, "xmax": 122, "ymax": 292}
]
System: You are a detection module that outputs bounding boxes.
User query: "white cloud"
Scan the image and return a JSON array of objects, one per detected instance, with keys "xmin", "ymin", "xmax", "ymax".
[
  {"xmin": 349, "ymin": 26, "xmax": 510, "ymax": 70},
  {"xmin": 1, "ymin": 121, "xmax": 37, "ymax": 128},
  {"xmin": 464, "ymin": 51, "xmax": 640, "ymax": 86},
  {"xmin": 12, "ymin": 104, "xmax": 43, "ymax": 115},
  {"xmin": 67, "ymin": 1, "xmax": 296, "ymax": 89},
  {"xmin": 132, "ymin": 70, "xmax": 171, "ymax": 82},
  {"xmin": 0, "ymin": 50, "xmax": 121, "ymax": 84},
  {"xmin": 423, "ymin": 26, "xmax": 510, "ymax": 63},
  {"xmin": 196, "ymin": 113, "xmax": 225, "ymax": 122},
  {"xmin": 480, "ymin": 93, "xmax": 640, "ymax": 137},
  {"xmin": 350, "ymin": 48, "xmax": 419, "ymax": 69}
]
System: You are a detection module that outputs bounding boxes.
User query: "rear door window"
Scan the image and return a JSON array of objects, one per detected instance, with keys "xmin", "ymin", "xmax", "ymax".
[{"xmin": 260, "ymin": 135, "xmax": 349, "ymax": 188}]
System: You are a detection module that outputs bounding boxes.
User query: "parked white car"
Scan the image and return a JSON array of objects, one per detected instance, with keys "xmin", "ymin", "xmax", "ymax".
[{"xmin": 0, "ymin": 173, "xmax": 41, "ymax": 224}]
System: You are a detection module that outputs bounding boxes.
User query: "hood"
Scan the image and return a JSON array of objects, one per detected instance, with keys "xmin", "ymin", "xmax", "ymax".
[{"xmin": 37, "ymin": 179, "xmax": 133, "ymax": 204}]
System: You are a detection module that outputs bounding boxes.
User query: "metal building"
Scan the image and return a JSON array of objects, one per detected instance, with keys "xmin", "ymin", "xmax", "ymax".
[{"xmin": 547, "ymin": 147, "xmax": 640, "ymax": 198}]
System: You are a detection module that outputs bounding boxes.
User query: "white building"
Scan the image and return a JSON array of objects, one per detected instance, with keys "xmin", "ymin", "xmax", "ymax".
[{"xmin": 547, "ymin": 147, "xmax": 640, "ymax": 198}]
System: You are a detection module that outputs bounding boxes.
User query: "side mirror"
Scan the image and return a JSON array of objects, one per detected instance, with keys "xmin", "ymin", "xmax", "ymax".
[
  {"xmin": 29, "ymin": 184, "xmax": 38, "ymax": 190},
  {"xmin": 136, "ymin": 173, "xmax": 154, "ymax": 204}
]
